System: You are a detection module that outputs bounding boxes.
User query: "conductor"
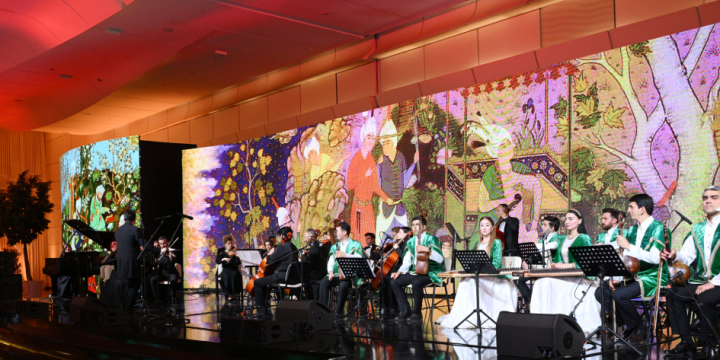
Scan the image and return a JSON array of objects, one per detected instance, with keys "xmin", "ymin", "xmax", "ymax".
[{"xmin": 114, "ymin": 209, "xmax": 144, "ymax": 310}]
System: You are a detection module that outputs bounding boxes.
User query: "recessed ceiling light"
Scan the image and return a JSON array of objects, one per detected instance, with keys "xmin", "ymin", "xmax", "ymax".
[
  {"xmin": 106, "ymin": 28, "xmax": 123, "ymax": 35},
  {"xmin": 215, "ymin": 50, "xmax": 227, "ymax": 55},
  {"xmin": 321, "ymin": 12, "xmax": 330, "ymax": 15},
  {"xmin": 162, "ymin": 28, "xmax": 174, "ymax": 32},
  {"xmin": 97, "ymin": 78, "xmax": 102, "ymax": 82},
  {"xmin": 59, "ymin": 74, "xmax": 73, "ymax": 79}
]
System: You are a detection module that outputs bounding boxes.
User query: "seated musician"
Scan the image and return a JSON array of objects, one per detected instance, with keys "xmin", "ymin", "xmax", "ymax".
[
  {"xmin": 149, "ymin": 236, "xmax": 181, "ymax": 302},
  {"xmin": 662, "ymin": 185, "xmax": 720, "ymax": 357},
  {"xmin": 300, "ymin": 229, "xmax": 328, "ymax": 300},
  {"xmin": 100, "ymin": 240, "xmax": 118, "ymax": 282},
  {"xmin": 216, "ymin": 235, "xmax": 242, "ymax": 301},
  {"xmin": 253, "ymin": 227, "xmax": 298, "ymax": 317},
  {"xmin": 363, "ymin": 233, "xmax": 379, "ymax": 261},
  {"xmin": 437, "ymin": 216, "xmax": 516, "ymax": 328},
  {"xmin": 390, "ymin": 216, "xmax": 445, "ymax": 323},
  {"xmin": 595, "ymin": 194, "xmax": 667, "ymax": 342},
  {"xmin": 380, "ymin": 226, "xmax": 410, "ymax": 317},
  {"xmin": 594, "ymin": 208, "xmax": 626, "ymax": 246},
  {"xmin": 264, "ymin": 236, "xmax": 276, "ymax": 255},
  {"xmin": 530, "ymin": 209, "xmax": 600, "ymax": 334},
  {"xmin": 515, "ymin": 215, "xmax": 560, "ymax": 302},
  {"xmin": 319, "ymin": 221, "xmax": 363, "ymax": 320}
]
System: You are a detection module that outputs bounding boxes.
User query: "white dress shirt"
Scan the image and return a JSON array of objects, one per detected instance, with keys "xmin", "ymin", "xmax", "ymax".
[
  {"xmin": 327, "ymin": 238, "xmax": 361, "ymax": 274},
  {"xmin": 537, "ymin": 232, "xmax": 559, "ymax": 251},
  {"xmin": 625, "ymin": 216, "xmax": 661, "ymax": 264},
  {"xmin": 675, "ymin": 215, "xmax": 720, "ymax": 285},
  {"xmin": 398, "ymin": 233, "xmax": 444, "ymax": 274}
]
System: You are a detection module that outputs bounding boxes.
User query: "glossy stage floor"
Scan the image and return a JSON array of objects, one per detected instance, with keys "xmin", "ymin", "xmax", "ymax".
[{"xmin": 0, "ymin": 292, "xmax": 678, "ymax": 360}]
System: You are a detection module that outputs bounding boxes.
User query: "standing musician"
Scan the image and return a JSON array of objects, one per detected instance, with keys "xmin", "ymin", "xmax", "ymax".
[
  {"xmin": 437, "ymin": 216, "xmax": 517, "ymax": 328},
  {"xmin": 253, "ymin": 227, "xmax": 298, "ymax": 316},
  {"xmin": 380, "ymin": 226, "xmax": 410, "ymax": 317},
  {"xmin": 216, "ymin": 235, "xmax": 242, "ymax": 300},
  {"xmin": 390, "ymin": 216, "xmax": 445, "ymax": 323},
  {"xmin": 515, "ymin": 215, "xmax": 560, "ymax": 302},
  {"xmin": 530, "ymin": 209, "xmax": 600, "ymax": 334},
  {"xmin": 662, "ymin": 185, "xmax": 720, "ymax": 357},
  {"xmin": 496, "ymin": 204, "xmax": 520, "ymax": 256},
  {"xmin": 319, "ymin": 221, "xmax": 364, "ymax": 320},
  {"xmin": 149, "ymin": 236, "xmax": 181, "ymax": 302},
  {"xmin": 300, "ymin": 229, "xmax": 328, "ymax": 300},
  {"xmin": 594, "ymin": 208, "xmax": 626, "ymax": 247},
  {"xmin": 363, "ymin": 233, "xmax": 379, "ymax": 261},
  {"xmin": 600, "ymin": 194, "xmax": 667, "ymax": 342},
  {"xmin": 114, "ymin": 209, "xmax": 144, "ymax": 311}
]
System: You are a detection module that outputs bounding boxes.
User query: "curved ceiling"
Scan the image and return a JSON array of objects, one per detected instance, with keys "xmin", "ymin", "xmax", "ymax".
[{"xmin": 0, "ymin": 0, "xmax": 466, "ymax": 133}]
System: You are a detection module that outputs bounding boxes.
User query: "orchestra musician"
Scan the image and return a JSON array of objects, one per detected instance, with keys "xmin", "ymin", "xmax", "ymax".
[
  {"xmin": 114, "ymin": 209, "xmax": 144, "ymax": 311},
  {"xmin": 496, "ymin": 204, "xmax": 519, "ymax": 256},
  {"xmin": 363, "ymin": 233, "xmax": 379, "ymax": 261},
  {"xmin": 300, "ymin": 229, "xmax": 328, "ymax": 300},
  {"xmin": 529, "ymin": 209, "xmax": 600, "ymax": 334},
  {"xmin": 390, "ymin": 216, "xmax": 445, "ymax": 323},
  {"xmin": 216, "ymin": 235, "xmax": 242, "ymax": 301},
  {"xmin": 319, "ymin": 221, "xmax": 363, "ymax": 320},
  {"xmin": 599, "ymin": 194, "xmax": 667, "ymax": 342},
  {"xmin": 149, "ymin": 236, "xmax": 181, "ymax": 302},
  {"xmin": 594, "ymin": 208, "xmax": 626, "ymax": 246},
  {"xmin": 515, "ymin": 215, "xmax": 560, "ymax": 302},
  {"xmin": 264, "ymin": 236, "xmax": 276, "ymax": 253},
  {"xmin": 100, "ymin": 240, "xmax": 118, "ymax": 282},
  {"xmin": 254, "ymin": 227, "xmax": 298, "ymax": 317},
  {"xmin": 380, "ymin": 226, "xmax": 410, "ymax": 317},
  {"xmin": 662, "ymin": 185, "xmax": 720, "ymax": 357},
  {"xmin": 437, "ymin": 216, "xmax": 517, "ymax": 328}
]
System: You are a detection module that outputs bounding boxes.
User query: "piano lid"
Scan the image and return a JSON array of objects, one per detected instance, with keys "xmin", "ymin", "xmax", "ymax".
[{"xmin": 63, "ymin": 219, "xmax": 115, "ymax": 250}]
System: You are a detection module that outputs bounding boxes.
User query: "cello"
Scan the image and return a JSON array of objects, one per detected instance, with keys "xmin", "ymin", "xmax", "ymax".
[
  {"xmin": 245, "ymin": 237, "xmax": 286, "ymax": 297},
  {"xmin": 370, "ymin": 233, "xmax": 410, "ymax": 291}
]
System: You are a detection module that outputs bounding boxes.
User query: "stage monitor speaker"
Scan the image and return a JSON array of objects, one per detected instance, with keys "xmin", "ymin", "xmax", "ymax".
[
  {"xmin": 16, "ymin": 300, "xmax": 51, "ymax": 317},
  {"xmin": 220, "ymin": 318, "xmax": 296, "ymax": 345},
  {"xmin": 78, "ymin": 307, "xmax": 126, "ymax": 327},
  {"xmin": 497, "ymin": 312, "xmax": 584, "ymax": 359},
  {"xmin": 70, "ymin": 297, "xmax": 110, "ymax": 322},
  {"xmin": 276, "ymin": 300, "xmax": 332, "ymax": 331}
]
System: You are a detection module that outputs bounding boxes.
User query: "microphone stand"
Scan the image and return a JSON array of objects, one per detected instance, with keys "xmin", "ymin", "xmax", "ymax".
[
  {"xmin": 132, "ymin": 219, "xmax": 165, "ymax": 323},
  {"xmin": 375, "ymin": 234, "xmax": 392, "ymax": 320}
]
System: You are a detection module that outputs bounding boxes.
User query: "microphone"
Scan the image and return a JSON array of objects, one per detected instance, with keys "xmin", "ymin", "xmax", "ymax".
[
  {"xmin": 669, "ymin": 268, "xmax": 686, "ymax": 281},
  {"xmin": 673, "ymin": 210, "xmax": 693, "ymax": 225},
  {"xmin": 177, "ymin": 213, "xmax": 194, "ymax": 220},
  {"xmin": 155, "ymin": 215, "xmax": 173, "ymax": 220}
]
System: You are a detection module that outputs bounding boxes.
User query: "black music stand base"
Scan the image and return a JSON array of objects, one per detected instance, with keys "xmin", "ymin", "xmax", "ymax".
[
  {"xmin": 452, "ymin": 250, "xmax": 498, "ymax": 337},
  {"xmin": 584, "ymin": 275, "xmax": 641, "ymax": 355},
  {"xmin": 336, "ymin": 257, "xmax": 375, "ymax": 321},
  {"xmin": 454, "ymin": 268, "xmax": 496, "ymax": 332}
]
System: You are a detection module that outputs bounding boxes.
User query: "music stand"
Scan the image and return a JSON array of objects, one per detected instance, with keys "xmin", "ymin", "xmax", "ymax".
[
  {"xmin": 336, "ymin": 257, "xmax": 375, "ymax": 320},
  {"xmin": 568, "ymin": 245, "xmax": 640, "ymax": 354},
  {"xmin": 518, "ymin": 242, "xmax": 546, "ymax": 267},
  {"xmin": 453, "ymin": 250, "xmax": 497, "ymax": 335}
]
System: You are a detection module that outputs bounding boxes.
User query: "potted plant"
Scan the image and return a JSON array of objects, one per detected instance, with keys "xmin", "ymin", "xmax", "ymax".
[{"xmin": 0, "ymin": 171, "xmax": 54, "ymax": 298}]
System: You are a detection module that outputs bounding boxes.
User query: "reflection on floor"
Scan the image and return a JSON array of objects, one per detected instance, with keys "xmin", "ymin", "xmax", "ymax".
[{"xmin": 0, "ymin": 292, "xmax": 678, "ymax": 359}]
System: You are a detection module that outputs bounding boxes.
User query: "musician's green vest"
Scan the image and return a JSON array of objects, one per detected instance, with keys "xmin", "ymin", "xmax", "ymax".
[
  {"xmin": 687, "ymin": 220, "xmax": 720, "ymax": 284},
  {"xmin": 328, "ymin": 238, "xmax": 364, "ymax": 286},
  {"xmin": 594, "ymin": 227, "xmax": 627, "ymax": 245},
  {"xmin": 403, "ymin": 232, "xmax": 445, "ymax": 285},
  {"xmin": 625, "ymin": 220, "xmax": 669, "ymax": 300},
  {"xmin": 550, "ymin": 234, "xmax": 592, "ymax": 264}
]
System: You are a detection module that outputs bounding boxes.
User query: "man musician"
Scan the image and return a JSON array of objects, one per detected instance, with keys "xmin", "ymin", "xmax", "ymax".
[
  {"xmin": 390, "ymin": 216, "xmax": 445, "ymax": 323},
  {"xmin": 496, "ymin": 204, "xmax": 519, "ymax": 256},
  {"xmin": 364, "ymin": 233, "xmax": 379, "ymax": 261},
  {"xmin": 319, "ymin": 221, "xmax": 363, "ymax": 320},
  {"xmin": 148, "ymin": 236, "xmax": 181, "ymax": 302},
  {"xmin": 596, "ymin": 194, "xmax": 667, "ymax": 342},
  {"xmin": 381, "ymin": 226, "xmax": 410, "ymax": 317},
  {"xmin": 515, "ymin": 215, "xmax": 560, "ymax": 302},
  {"xmin": 300, "ymin": 228, "xmax": 328, "ymax": 300},
  {"xmin": 253, "ymin": 227, "xmax": 298, "ymax": 317},
  {"xmin": 114, "ymin": 209, "xmax": 143, "ymax": 310},
  {"xmin": 663, "ymin": 185, "xmax": 720, "ymax": 357},
  {"xmin": 594, "ymin": 208, "xmax": 627, "ymax": 247}
]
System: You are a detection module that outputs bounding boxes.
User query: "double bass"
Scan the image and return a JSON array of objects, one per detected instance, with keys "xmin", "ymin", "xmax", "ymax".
[{"xmin": 496, "ymin": 194, "xmax": 522, "ymax": 247}]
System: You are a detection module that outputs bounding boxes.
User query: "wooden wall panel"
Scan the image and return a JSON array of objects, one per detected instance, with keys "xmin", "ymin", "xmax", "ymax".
[
  {"xmin": 541, "ymin": 0, "xmax": 614, "ymax": 47},
  {"xmin": 213, "ymin": 106, "xmax": 240, "ymax": 138},
  {"xmin": 478, "ymin": 11, "xmax": 541, "ymax": 65},
  {"xmin": 380, "ymin": 48, "xmax": 425, "ymax": 91},
  {"xmin": 424, "ymin": 31, "xmax": 479, "ymax": 80},
  {"xmin": 301, "ymin": 74, "xmax": 337, "ymax": 113},
  {"xmin": 168, "ymin": 122, "xmax": 190, "ymax": 144},
  {"xmin": 268, "ymin": 87, "xmax": 301, "ymax": 123},
  {"xmin": 337, "ymin": 63, "xmax": 377, "ymax": 104},
  {"xmin": 189, "ymin": 115, "xmax": 214, "ymax": 144},
  {"xmin": 239, "ymin": 97, "xmax": 269, "ymax": 129}
]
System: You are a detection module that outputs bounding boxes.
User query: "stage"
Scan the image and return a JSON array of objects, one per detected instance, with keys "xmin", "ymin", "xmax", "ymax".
[{"xmin": 0, "ymin": 292, "xmax": 678, "ymax": 359}]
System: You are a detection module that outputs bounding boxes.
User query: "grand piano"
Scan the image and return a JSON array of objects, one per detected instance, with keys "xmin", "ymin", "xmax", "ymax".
[{"xmin": 43, "ymin": 220, "xmax": 115, "ymax": 297}]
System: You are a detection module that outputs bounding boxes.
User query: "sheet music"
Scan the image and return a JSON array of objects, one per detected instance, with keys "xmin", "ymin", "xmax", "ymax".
[{"xmin": 236, "ymin": 249, "xmax": 262, "ymax": 267}]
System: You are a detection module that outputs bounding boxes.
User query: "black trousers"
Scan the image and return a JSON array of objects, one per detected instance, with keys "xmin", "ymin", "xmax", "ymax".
[
  {"xmin": 595, "ymin": 281, "xmax": 643, "ymax": 330},
  {"xmin": 253, "ymin": 274, "xmax": 281, "ymax": 309},
  {"xmin": 515, "ymin": 276, "xmax": 532, "ymax": 301},
  {"xmin": 391, "ymin": 274, "xmax": 432, "ymax": 314},
  {"xmin": 381, "ymin": 272, "xmax": 399, "ymax": 310},
  {"xmin": 319, "ymin": 276, "xmax": 351, "ymax": 315},
  {"xmin": 219, "ymin": 269, "xmax": 243, "ymax": 296},
  {"xmin": 594, "ymin": 279, "xmax": 634, "ymax": 327},
  {"xmin": 149, "ymin": 272, "xmax": 179, "ymax": 301},
  {"xmin": 122, "ymin": 277, "xmax": 140, "ymax": 311},
  {"xmin": 666, "ymin": 283, "xmax": 720, "ymax": 344}
]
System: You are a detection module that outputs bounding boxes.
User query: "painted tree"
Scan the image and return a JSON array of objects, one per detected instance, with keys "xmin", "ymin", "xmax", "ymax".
[{"xmin": 569, "ymin": 25, "xmax": 720, "ymax": 241}]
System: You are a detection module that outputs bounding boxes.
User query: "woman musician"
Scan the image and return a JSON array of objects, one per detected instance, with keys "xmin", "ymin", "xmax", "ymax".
[
  {"xmin": 216, "ymin": 235, "xmax": 242, "ymax": 301},
  {"xmin": 529, "ymin": 209, "xmax": 601, "ymax": 334},
  {"xmin": 436, "ymin": 217, "xmax": 517, "ymax": 328},
  {"xmin": 379, "ymin": 226, "xmax": 411, "ymax": 317}
]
